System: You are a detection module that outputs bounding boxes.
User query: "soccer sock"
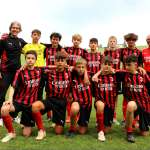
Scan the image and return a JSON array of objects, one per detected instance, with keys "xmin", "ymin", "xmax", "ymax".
[
  {"xmin": 69, "ymin": 113, "xmax": 78, "ymax": 131},
  {"xmin": 32, "ymin": 112, "xmax": 45, "ymax": 131},
  {"xmin": 126, "ymin": 127, "xmax": 133, "ymax": 133},
  {"xmin": 123, "ymin": 97, "xmax": 127, "ymax": 120},
  {"xmin": 2, "ymin": 115, "xmax": 14, "ymax": 133},
  {"xmin": 97, "ymin": 112, "xmax": 104, "ymax": 132},
  {"xmin": 114, "ymin": 112, "xmax": 117, "ymax": 120}
]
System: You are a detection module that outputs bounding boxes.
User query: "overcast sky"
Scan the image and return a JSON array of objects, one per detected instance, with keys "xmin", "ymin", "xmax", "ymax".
[{"xmin": 0, "ymin": 0, "xmax": 150, "ymax": 48}]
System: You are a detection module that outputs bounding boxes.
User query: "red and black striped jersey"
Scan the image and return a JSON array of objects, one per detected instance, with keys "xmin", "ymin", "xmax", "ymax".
[
  {"xmin": 45, "ymin": 68, "xmax": 71, "ymax": 99},
  {"xmin": 120, "ymin": 47, "xmax": 142, "ymax": 69},
  {"xmin": 85, "ymin": 52, "xmax": 103, "ymax": 76},
  {"xmin": 104, "ymin": 49, "xmax": 121, "ymax": 69},
  {"xmin": 45, "ymin": 44, "xmax": 62, "ymax": 66},
  {"xmin": 142, "ymin": 48, "xmax": 150, "ymax": 72},
  {"xmin": 116, "ymin": 71, "xmax": 150, "ymax": 112},
  {"xmin": 95, "ymin": 74, "xmax": 117, "ymax": 109},
  {"xmin": 0, "ymin": 34, "xmax": 26, "ymax": 72},
  {"xmin": 71, "ymin": 70, "xmax": 92, "ymax": 106},
  {"xmin": 12, "ymin": 67, "xmax": 42, "ymax": 106},
  {"xmin": 65, "ymin": 46, "xmax": 87, "ymax": 66}
]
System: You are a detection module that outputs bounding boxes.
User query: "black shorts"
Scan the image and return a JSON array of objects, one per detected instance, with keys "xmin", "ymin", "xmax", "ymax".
[
  {"xmin": 41, "ymin": 97, "xmax": 67, "ymax": 126},
  {"xmin": 104, "ymin": 105, "xmax": 114, "ymax": 127},
  {"xmin": 78, "ymin": 105, "xmax": 92, "ymax": 127},
  {"xmin": 91, "ymin": 81, "xmax": 96, "ymax": 97},
  {"xmin": 10, "ymin": 101, "xmax": 35, "ymax": 127},
  {"xmin": 134, "ymin": 106, "xmax": 150, "ymax": 131},
  {"xmin": 117, "ymin": 82, "xmax": 122, "ymax": 95}
]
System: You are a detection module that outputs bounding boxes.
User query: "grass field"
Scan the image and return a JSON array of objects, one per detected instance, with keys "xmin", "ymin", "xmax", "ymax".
[
  {"xmin": 0, "ymin": 95, "xmax": 150, "ymax": 150},
  {"xmin": 0, "ymin": 47, "xmax": 150, "ymax": 150}
]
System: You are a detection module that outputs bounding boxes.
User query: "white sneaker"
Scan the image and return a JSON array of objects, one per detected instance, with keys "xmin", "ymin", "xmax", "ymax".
[
  {"xmin": 13, "ymin": 116, "xmax": 21, "ymax": 124},
  {"xmin": 36, "ymin": 130, "xmax": 46, "ymax": 140},
  {"xmin": 0, "ymin": 118, "xmax": 3, "ymax": 127},
  {"xmin": 1, "ymin": 133, "xmax": 16, "ymax": 143},
  {"xmin": 98, "ymin": 131, "xmax": 106, "ymax": 142}
]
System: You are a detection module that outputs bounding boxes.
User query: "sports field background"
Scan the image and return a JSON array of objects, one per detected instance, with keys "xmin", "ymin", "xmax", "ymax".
[{"xmin": 0, "ymin": 46, "xmax": 149, "ymax": 150}]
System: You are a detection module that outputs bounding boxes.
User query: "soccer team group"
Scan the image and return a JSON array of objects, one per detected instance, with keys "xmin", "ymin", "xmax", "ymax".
[{"xmin": 0, "ymin": 21, "xmax": 150, "ymax": 143}]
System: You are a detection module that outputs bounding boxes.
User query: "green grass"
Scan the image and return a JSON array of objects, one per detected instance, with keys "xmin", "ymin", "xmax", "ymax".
[
  {"xmin": 1, "ymin": 48, "xmax": 150, "ymax": 150},
  {"xmin": 0, "ymin": 95, "xmax": 150, "ymax": 150}
]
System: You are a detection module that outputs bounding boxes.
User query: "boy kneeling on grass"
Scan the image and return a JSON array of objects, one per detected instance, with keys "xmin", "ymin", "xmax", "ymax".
[
  {"xmin": 66, "ymin": 58, "xmax": 92, "ymax": 136},
  {"xmin": 1, "ymin": 50, "xmax": 41, "ymax": 142},
  {"xmin": 93, "ymin": 55, "xmax": 150, "ymax": 143},
  {"xmin": 92, "ymin": 56, "xmax": 119, "ymax": 142}
]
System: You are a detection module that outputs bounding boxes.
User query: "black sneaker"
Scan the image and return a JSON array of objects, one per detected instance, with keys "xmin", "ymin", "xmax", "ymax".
[
  {"xmin": 127, "ymin": 133, "xmax": 135, "ymax": 143},
  {"xmin": 66, "ymin": 130, "xmax": 76, "ymax": 138}
]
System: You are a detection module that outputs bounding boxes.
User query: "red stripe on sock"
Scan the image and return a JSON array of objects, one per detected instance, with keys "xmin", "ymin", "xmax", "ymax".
[
  {"xmin": 2, "ymin": 115, "xmax": 14, "ymax": 133},
  {"xmin": 32, "ymin": 112, "xmax": 44, "ymax": 130}
]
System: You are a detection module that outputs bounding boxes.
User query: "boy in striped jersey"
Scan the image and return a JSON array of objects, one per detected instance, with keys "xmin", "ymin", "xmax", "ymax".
[
  {"xmin": 66, "ymin": 58, "xmax": 92, "ymax": 136},
  {"xmin": 119, "ymin": 55, "xmax": 150, "ymax": 143},
  {"xmin": 1, "ymin": 50, "xmax": 42, "ymax": 142},
  {"xmin": 104, "ymin": 36, "xmax": 121, "ymax": 125},
  {"xmin": 94, "ymin": 55, "xmax": 150, "ymax": 143},
  {"xmin": 64, "ymin": 34, "xmax": 87, "ymax": 123},
  {"xmin": 32, "ymin": 51, "xmax": 71, "ymax": 140},
  {"xmin": 92, "ymin": 56, "xmax": 118, "ymax": 142}
]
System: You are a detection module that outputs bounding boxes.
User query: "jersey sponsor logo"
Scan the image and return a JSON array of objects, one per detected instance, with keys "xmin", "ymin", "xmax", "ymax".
[
  {"xmin": 52, "ymin": 80, "xmax": 70, "ymax": 88},
  {"xmin": 48, "ymin": 55, "xmax": 55, "ymax": 61},
  {"xmin": 98, "ymin": 83, "xmax": 113, "ymax": 91},
  {"xmin": 68, "ymin": 55, "xmax": 81, "ymax": 61},
  {"xmin": 25, "ymin": 79, "xmax": 40, "ymax": 87},
  {"xmin": 88, "ymin": 61, "xmax": 100, "ymax": 67},
  {"xmin": 127, "ymin": 84, "xmax": 143, "ymax": 92}
]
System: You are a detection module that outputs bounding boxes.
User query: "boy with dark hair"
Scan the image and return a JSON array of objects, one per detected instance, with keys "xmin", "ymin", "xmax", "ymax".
[
  {"xmin": 86, "ymin": 38, "xmax": 102, "ymax": 80},
  {"xmin": 45, "ymin": 32, "xmax": 63, "ymax": 67},
  {"xmin": 93, "ymin": 54, "xmax": 150, "ymax": 143},
  {"xmin": 31, "ymin": 51, "xmax": 71, "ymax": 140},
  {"xmin": 120, "ymin": 33, "xmax": 143, "ymax": 124},
  {"xmin": 1, "ymin": 50, "xmax": 41, "ymax": 142},
  {"xmin": 92, "ymin": 56, "xmax": 118, "ymax": 141},
  {"xmin": 22, "ymin": 29, "xmax": 46, "ymax": 67},
  {"xmin": 121, "ymin": 55, "xmax": 150, "ymax": 143}
]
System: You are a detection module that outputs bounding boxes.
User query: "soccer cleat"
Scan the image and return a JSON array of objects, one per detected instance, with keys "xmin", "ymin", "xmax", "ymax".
[
  {"xmin": 127, "ymin": 133, "xmax": 135, "ymax": 143},
  {"xmin": 1, "ymin": 133, "xmax": 16, "ymax": 143},
  {"xmin": 98, "ymin": 131, "xmax": 106, "ymax": 142},
  {"xmin": 36, "ymin": 130, "xmax": 46, "ymax": 140},
  {"xmin": 0, "ymin": 118, "xmax": 3, "ymax": 127}
]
